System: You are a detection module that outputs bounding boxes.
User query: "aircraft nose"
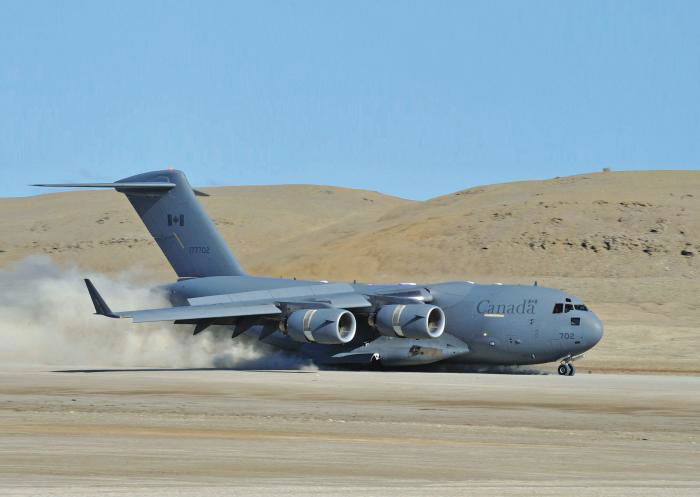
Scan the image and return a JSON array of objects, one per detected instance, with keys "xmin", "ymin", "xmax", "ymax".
[{"xmin": 586, "ymin": 313, "xmax": 604, "ymax": 348}]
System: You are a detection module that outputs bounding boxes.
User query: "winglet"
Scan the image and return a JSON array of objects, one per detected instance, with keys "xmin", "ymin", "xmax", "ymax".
[{"xmin": 83, "ymin": 279, "xmax": 119, "ymax": 318}]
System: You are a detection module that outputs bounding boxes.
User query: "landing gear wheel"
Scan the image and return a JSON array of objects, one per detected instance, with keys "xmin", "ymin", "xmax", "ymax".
[
  {"xmin": 557, "ymin": 364, "xmax": 569, "ymax": 376},
  {"xmin": 567, "ymin": 363, "xmax": 576, "ymax": 376},
  {"xmin": 369, "ymin": 353, "xmax": 382, "ymax": 371}
]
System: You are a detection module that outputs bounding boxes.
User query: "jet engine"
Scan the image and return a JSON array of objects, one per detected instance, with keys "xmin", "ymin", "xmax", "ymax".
[
  {"xmin": 282, "ymin": 308, "xmax": 357, "ymax": 344},
  {"xmin": 372, "ymin": 304, "xmax": 445, "ymax": 339}
]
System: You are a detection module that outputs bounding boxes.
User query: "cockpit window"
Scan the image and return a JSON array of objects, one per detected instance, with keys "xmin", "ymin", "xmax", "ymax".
[{"xmin": 554, "ymin": 301, "xmax": 589, "ymax": 314}]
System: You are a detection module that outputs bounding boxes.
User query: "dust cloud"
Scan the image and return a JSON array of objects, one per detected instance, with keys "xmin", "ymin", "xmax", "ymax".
[{"xmin": 0, "ymin": 256, "xmax": 315, "ymax": 370}]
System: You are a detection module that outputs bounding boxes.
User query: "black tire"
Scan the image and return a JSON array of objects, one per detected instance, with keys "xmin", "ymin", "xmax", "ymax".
[
  {"xmin": 567, "ymin": 363, "xmax": 576, "ymax": 376},
  {"xmin": 369, "ymin": 353, "xmax": 383, "ymax": 371},
  {"xmin": 557, "ymin": 364, "xmax": 569, "ymax": 376}
]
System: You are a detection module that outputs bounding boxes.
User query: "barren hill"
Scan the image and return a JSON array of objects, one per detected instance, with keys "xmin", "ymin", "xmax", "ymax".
[
  {"xmin": 254, "ymin": 171, "xmax": 700, "ymax": 281},
  {"xmin": 1, "ymin": 171, "xmax": 699, "ymax": 374},
  {"xmin": 0, "ymin": 184, "xmax": 414, "ymax": 279}
]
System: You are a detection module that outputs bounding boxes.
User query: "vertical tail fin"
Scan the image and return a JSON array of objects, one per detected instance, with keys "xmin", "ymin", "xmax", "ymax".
[
  {"xmin": 34, "ymin": 169, "xmax": 245, "ymax": 278},
  {"xmin": 116, "ymin": 170, "xmax": 245, "ymax": 278}
]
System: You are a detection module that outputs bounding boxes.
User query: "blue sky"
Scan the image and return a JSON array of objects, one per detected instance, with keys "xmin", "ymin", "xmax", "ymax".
[{"xmin": 1, "ymin": 0, "xmax": 699, "ymax": 199}]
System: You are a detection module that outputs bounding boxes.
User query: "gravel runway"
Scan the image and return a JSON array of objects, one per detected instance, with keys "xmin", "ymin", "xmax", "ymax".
[{"xmin": 0, "ymin": 369, "xmax": 698, "ymax": 496}]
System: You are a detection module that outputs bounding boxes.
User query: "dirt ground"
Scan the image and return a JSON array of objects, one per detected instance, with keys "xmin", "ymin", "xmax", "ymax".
[{"xmin": 0, "ymin": 368, "xmax": 698, "ymax": 496}]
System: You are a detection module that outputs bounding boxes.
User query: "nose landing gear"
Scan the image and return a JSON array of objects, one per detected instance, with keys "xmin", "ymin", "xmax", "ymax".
[
  {"xmin": 557, "ymin": 363, "xmax": 575, "ymax": 376},
  {"xmin": 557, "ymin": 353, "xmax": 584, "ymax": 376},
  {"xmin": 557, "ymin": 354, "xmax": 583, "ymax": 376}
]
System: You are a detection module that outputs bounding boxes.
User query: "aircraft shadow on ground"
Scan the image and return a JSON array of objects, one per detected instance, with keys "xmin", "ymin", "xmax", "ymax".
[
  {"xmin": 52, "ymin": 368, "xmax": 317, "ymax": 374},
  {"xmin": 413, "ymin": 364, "xmax": 549, "ymax": 375},
  {"xmin": 52, "ymin": 366, "xmax": 548, "ymax": 375}
]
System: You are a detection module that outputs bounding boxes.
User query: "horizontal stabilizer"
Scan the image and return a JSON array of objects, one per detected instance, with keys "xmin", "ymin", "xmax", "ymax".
[{"xmin": 33, "ymin": 182, "xmax": 176, "ymax": 190}]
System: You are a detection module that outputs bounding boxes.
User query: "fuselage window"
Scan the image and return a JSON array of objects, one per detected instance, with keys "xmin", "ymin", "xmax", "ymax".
[
  {"xmin": 571, "ymin": 317, "xmax": 580, "ymax": 326},
  {"xmin": 553, "ymin": 303, "xmax": 563, "ymax": 314}
]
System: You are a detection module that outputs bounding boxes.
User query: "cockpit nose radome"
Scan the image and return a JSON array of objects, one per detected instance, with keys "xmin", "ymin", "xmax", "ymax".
[{"xmin": 587, "ymin": 312, "xmax": 604, "ymax": 348}]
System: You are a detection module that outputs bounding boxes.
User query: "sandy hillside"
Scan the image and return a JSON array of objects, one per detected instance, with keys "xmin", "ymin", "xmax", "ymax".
[
  {"xmin": 1, "ymin": 171, "xmax": 699, "ymax": 373},
  {"xmin": 0, "ymin": 184, "xmax": 414, "ymax": 278},
  {"xmin": 253, "ymin": 171, "xmax": 700, "ymax": 281}
]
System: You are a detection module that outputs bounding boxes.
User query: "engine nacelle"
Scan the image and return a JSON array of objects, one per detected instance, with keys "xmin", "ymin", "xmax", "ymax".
[
  {"xmin": 283, "ymin": 308, "xmax": 357, "ymax": 344},
  {"xmin": 373, "ymin": 304, "xmax": 446, "ymax": 339}
]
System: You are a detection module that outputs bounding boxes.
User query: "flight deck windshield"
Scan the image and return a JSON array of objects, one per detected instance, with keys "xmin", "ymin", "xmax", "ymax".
[{"xmin": 552, "ymin": 303, "xmax": 589, "ymax": 313}]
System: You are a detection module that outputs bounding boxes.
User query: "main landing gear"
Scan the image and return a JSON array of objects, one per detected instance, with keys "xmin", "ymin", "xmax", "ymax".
[{"xmin": 557, "ymin": 363, "xmax": 575, "ymax": 376}]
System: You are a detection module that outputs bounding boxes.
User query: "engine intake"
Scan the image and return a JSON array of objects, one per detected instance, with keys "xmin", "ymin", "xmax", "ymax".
[
  {"xmin": 284, "ymin": 308, "xmax": 357, "ymax": 344},
  {"xmin": 374, "ymin": 304, "xmax": 445, "ymax": 339}
]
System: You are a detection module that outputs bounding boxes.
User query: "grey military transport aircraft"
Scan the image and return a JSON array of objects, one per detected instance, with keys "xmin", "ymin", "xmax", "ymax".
[{"xmin": 35, "ymin": 170, "xmax": 603, "ymax": 375}]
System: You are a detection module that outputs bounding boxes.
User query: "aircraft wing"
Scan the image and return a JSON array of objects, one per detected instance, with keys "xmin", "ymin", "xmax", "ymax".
[
  {"xmin": 119, "ymin": 303, "xmax": 281, "ymax": 323},
  {"xmin": 187, "ymin": 282, "xmax": 371, "ymax": 309},
  {"xmin": 84, "ymin": 279, "xmax": 281, "ymax": 323},
  {"xmin": 83, "ymin": 279, "xmax": 370, "ymax": 324}
]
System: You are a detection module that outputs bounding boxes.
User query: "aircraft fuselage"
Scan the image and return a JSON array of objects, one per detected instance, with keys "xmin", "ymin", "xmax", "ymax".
[{"xmin": 165, "ymin": 276, "xmax": 603, "ymax": 368}]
